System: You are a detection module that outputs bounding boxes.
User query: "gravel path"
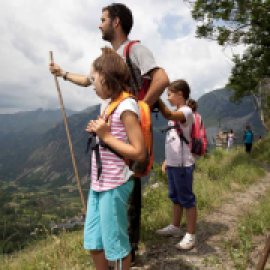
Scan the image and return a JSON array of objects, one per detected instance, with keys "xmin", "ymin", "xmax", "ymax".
[{"xmin": 133, "ymin": 165, "xmax": 270, "ymax": 270}]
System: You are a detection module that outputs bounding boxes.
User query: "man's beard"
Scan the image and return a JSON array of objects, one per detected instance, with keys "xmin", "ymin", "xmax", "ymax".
[{"xmin": 102, "ymin": 27, "xmax": 115, "ymax": 42}]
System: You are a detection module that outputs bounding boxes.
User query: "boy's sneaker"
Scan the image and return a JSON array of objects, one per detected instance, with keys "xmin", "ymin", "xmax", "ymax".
[
  {"xmin": 175, "ymin": 233, "xmax": 195, "ymax": 250},
  {"xmin": 156, "ymin": 224, "xmax": 181, "ymax": 237}
]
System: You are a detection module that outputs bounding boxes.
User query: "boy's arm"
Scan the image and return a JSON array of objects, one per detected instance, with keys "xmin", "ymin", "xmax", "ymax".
[
  {"xmin": 143, "ymin": 68, "xmax": 169, "ymax": 106},
  {"xmin": 49, "ymin": 62, "xmax": 91, "ymax": 87},
  {"xmin": 158, "ymin": 98, "xmax": 186, "ymax": 122}
]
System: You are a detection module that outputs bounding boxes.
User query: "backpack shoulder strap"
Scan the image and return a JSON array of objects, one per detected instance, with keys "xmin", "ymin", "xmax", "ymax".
[
  {"xmin": 174, "ymin": 121, "xmax": 190, "ymax": 145},
  {"xmin": 101, "ymin": 92, "xmax": 135, "ymax": 121},
  {"xmin": 124, "ymin": 41, "xmax": 140, "ymax": 94},
  {"xmin": 124, "ymin": 40, "xmax": 140, "ymax": 58}
]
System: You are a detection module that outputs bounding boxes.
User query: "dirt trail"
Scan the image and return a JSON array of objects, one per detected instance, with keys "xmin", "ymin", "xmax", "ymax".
[{"xmin": 134, "ymin": 165, "xmax": 270, "ymax": 270}]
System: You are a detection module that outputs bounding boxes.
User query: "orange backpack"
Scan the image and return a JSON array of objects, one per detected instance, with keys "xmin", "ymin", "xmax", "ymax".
[{"xmin": 102, "ymin": 91, "xmax": 153, "ymax": 178}]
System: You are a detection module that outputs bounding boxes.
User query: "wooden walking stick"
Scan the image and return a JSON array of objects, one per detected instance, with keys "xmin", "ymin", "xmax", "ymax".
[
  {"xmin": 257, "ymin": 235, "xmax": 270, "ymax": 270},
  {"xmin": 49, "ymin": 51, "xmax": 87, "ymax": 214}
]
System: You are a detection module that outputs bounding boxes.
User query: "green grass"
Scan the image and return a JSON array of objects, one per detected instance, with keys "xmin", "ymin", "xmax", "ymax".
[
  {"xmin": 251, "ymin": 134, "xmax": 270, "ymax": 164},
  {"xmin": 0, "ymin": 148, "xmax": 267, "ymax": 270},
  {"xmin": 0, "ymin": 231, "xmax": 94, "ymax": 270},
  {"xmin": 226, "ymin": 187, "xmax": 270, "ymax": 269},
  {"xmin": 140, "ymin": 148, "xmax": 265, "ymax": 243}
]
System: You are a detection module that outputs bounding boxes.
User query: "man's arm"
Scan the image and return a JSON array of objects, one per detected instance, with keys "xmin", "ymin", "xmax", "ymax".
[
  {"xmin": 49, "ymin": 62, "xmax": 91, "ymax": 87},
  {"xmin": 158, "ymin": 98, "xmax": 186, "ymax": 122},
  {"xmin": 143, "ymin": 68, "xmax": 169, "ymax": 106}
]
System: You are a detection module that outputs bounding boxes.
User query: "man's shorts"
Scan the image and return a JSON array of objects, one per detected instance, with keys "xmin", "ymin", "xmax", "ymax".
[
  {"xmin": 167, "ymin": 165, "xmax": 196, "ymax": 208},
  {"xmin": 84, "ymin": 178, "xmax": 134, "ymax": 262}
]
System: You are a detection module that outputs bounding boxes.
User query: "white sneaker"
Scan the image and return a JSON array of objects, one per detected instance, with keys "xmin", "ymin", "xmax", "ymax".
[
  {"xmin": 176, "ymin": 233, "xmax": 195, "ymax": 250},
  {"xmin": 156, "ymin": 224, "xmax": 181, "ymax": 237}
]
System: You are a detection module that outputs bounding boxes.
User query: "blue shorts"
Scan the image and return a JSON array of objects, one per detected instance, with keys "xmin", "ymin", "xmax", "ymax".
[
  {"xmin": 84, "ymin": 178, "xmax": 134, "ymax": 261},
  {"xmin": 167, "ymin": 165, "xmax": 196, "ymax": 208}
]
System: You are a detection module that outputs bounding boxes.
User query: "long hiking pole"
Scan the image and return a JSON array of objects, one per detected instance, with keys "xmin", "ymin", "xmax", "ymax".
[{"xmin": 49, "ymin": 51, "xmax": 87, "ymax": 214}]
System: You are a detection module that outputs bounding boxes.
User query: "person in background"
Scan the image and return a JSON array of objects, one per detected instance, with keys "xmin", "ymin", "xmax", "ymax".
[
  {"xmin": 227, "ymin": 129, "xmax": 235, "ymax": 152},
  {"xmin": 156, "ymin": 80, "xmax": 197, "ymax": 250},
  {"xmin": 258, "ymin": 135, "xmax": 263, "ymax": 142},
  {"xmin": 243, "ymin": 126, "xmax": 253, "ymax": 155}
]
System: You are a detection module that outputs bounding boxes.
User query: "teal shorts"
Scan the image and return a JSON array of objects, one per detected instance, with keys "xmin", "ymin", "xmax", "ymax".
[{"xmin": 84, "ymin": 178, "xmax": 134, "ymax": 262}]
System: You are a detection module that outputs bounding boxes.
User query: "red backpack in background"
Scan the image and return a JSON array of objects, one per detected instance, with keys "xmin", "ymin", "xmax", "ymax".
[
  {"xmin": 165, "ymin": 110, "xmax": 207, "ymax": 156},
  {"xmin": 190, "ymin": 112, "xmax": 207, "ymax": 156}
]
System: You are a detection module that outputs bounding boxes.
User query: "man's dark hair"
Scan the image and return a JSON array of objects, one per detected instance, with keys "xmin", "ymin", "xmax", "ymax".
[
  {"xmin": 169, "ymin": 79, "xmax": 190, "ymax": 100},
  {"xmin": 103, "ymin": 3, "xmax": 133, "ymax": 36}
]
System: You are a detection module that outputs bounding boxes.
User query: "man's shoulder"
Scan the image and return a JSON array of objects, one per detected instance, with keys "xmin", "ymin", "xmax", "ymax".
[{"xmin": 129, "ymin": 41, "xmax": 153, "ymax": 55}]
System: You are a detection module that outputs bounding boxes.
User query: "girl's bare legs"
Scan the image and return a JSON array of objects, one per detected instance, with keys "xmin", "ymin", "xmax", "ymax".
[
  {"xmin": 172, "ymin": 203, "xmax": 183, "ymax": 227},
  {"xmin": 91, "ymin": 250, "xmax": 108, "ymax": 270},
  {"xmin": 91, "ymin": 250, "xmax": 131, "ymax": 270},
  {"xmin": 116, "ymin": 253, "xmax": 131, "ymax": 270},
  {"xmin": 186, "ymin": 205, "xmax": 197, "ymax": 234}
]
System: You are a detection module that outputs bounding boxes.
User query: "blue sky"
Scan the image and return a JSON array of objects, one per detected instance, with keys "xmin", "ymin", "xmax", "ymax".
[{"xmin": 0, "ymin": 0, "xmax": 244, "ymax": 114}]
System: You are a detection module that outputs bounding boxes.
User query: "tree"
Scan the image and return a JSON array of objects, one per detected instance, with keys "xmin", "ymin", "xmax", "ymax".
[
  {"xmin": 185, "ymin": 0, "xmax": 270, "ymax": 46},
  {"xmin": 185, "ymin": 0, "xmax": 270, "ymax": 131},
  {"xmin": 227, "ymin": 46, "xmax": 270, "ymax": 131}
]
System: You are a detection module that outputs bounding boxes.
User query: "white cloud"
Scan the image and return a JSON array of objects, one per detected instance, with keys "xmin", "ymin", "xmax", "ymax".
[{"xmin": 0, "ymin": 0, "xmax": 244, "ymax": 114}]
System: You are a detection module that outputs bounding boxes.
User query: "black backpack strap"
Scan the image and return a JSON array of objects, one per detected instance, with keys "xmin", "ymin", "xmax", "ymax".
[
  {"xmin": 125, "ymin": 41, "xmax": 140, "ymax": 96},
  {"xmin": 162, "ymin": 122, "xmax": 189, "ymax": 176},
  {"xmin": 162, "ymin": 125, "xmax": 189, "ymax": 145},
  {"xmin": 86, "ymin": 132, "xmax": 102, "ymax": 180}
]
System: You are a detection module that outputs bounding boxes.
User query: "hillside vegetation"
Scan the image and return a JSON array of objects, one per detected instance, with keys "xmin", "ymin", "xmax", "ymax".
[{"xmin": 1, "ymin": 141, "xmax": 268, "ymax": 270}]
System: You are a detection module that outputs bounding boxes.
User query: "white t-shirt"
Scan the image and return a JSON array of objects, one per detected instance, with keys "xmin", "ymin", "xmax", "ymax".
[
  {"xmin": 165, "ymin": 106, "xmax": 195, "ymax": 167},
  {"xmin": 107, "ymin": 98, "xmax": 140, "ymax": 182},
  {"xmin": 100, "ymin": 39, "xmax": 158, "ymax": 113}
]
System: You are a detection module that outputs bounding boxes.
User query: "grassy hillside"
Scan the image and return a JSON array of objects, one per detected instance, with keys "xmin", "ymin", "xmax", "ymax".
[
  {"xmin": 1, "ymin": 145, "xmax": 267, "ymax": 270},
  {"xmin": 251, "ymin": 134, "xmax": 270, "ymax": 164}
]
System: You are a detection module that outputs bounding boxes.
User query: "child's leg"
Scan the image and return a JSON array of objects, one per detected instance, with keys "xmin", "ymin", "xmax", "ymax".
[
  {"xmin": 167, "ymin": 166, "xmax": 183, "ymax": 227},
  {"xmin": 84, "ymin": 189, "xmax": 105, "ymax": 268},
  {"xmin": 100, "ymin": 179, "xmax": 134, "ymax": 268},
  {"xmin": 115, "ymin": 253, "xmax": 131, "ymax": 270},
  {"xmin": 91, "ymin": 250, "xmax": 108, "ymax": 270},
  {"xmin": 174, "ymin": 165, "xmax": 197, "ymax": 250},
  {"xmin": 186, "ymin": 205, "xmax": 197, "ymax": 234},
  {"xmin": 172, "ymin": 203, "xmax": 183, "ymax": 227}
]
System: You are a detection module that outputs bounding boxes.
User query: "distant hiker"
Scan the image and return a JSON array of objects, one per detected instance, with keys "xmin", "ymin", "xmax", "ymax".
[
  {"xmin": 156, "ymin": 80, "xmax": 197, "ymax": 250},
  {"xmin": 258, "ymin": 135, "xmax": 263, "ymax": 142},
  {"xmin": 243, "ymin": 126, "xmax": 253, "ymax": 155},
  {"xmin": 227, "ymin": 129, "xmax": 235, "ymax": 152},
  {"xmin": 84, "ymin": 48, "xmax": 146, "ymax": 270},
  {"xmin": 49, "ymin": 3, "xmax": 169, "ymax": 265}
]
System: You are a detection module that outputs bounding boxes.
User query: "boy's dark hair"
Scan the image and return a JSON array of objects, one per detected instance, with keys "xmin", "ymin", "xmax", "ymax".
[
  {"xmin": 169, "ymin": 79, "xmax": 190, "ymax": 100},
  {"xmin": 102, "ymin": 3, "xmax": 133, "ymax": 36},
  {"xmin": 188, "ymin": 99, "xmax": 197, "ymax": 112},
  {"xmin": 93, "ymin": 47, "xmax": 132, "ymax": 99}
]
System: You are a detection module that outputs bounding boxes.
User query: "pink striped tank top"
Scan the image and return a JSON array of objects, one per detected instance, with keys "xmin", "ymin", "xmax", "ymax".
[{"xmin": 91, "ymin": 99, "xmax": 138, "ymax": 192}]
